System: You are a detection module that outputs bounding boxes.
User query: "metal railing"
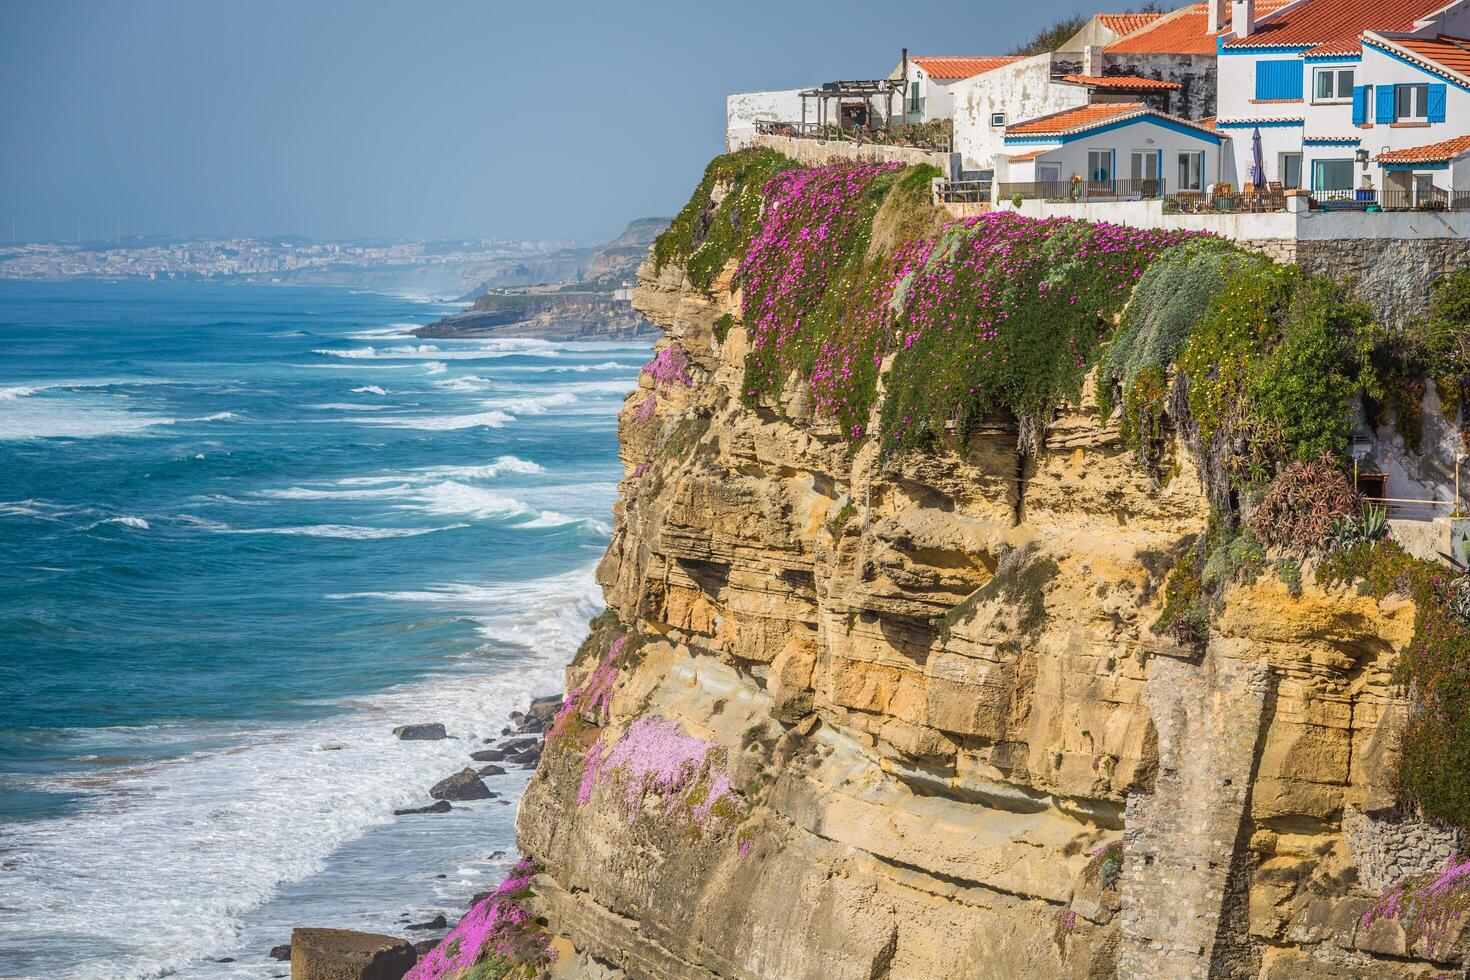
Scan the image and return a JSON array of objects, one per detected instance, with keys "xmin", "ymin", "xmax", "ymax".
[
  {"xmin": 995, "ymin": 178, "xmax": 1167, "ymax": 202},
  {"xmin": 936, "ymin": 179, "xmax": 991, "ymax": 204},
  {"xmin": 1167, "ymin": 186, "xmax": 1470, "ymax": 214}
]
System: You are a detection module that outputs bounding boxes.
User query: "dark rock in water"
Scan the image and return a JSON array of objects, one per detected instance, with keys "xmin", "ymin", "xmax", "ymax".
[
  {"xmin": 488, "ymin": 850, "xmax": 506, "ymax": 860},
  {"xmin": 216, "ymin": 957, "xmax": 235, "ymax": 963},
  {"xmin": 522, "ymin": 695, "xmax": 561, "ymax": 733},
  {"xmin": 468, "ymin": 749, "xmax": 502, "ymax": 763},
  {"xmin": 476, "ymin": 764, "xmax": 506, "ymax": 777},
  {"xmin": 394, "ymin": 800, "xmax": 452, "ymax": 816},
  {"xmin": 268, "ymin": 943, "xmax": 291, "ymax": 961},
  {"xmin": 406, "ymin": 914, "xmax": 447, "ymax": 931},
  {"xmin": 509, "ymin": 711, "xmax": 525, "ymax": 724},
  {"xmin": 392, "ymin": 723, "xmax": 446, "ymax": 741},
  {"xmin": 412, "ymin": 939, "xmax": 440, "ymax": 957},
  {"xmin": 288, "ymin": 927, "xmax": 416, "ymax": 979},
  {"xmin": 429, "ymin": 768, "xmax": 492, "ymax": 801},
  {"xmin": 435, "ymin": 873, "xmax": 446, "ymax": 879},
  {"xmin": 500, "ymin": 736, "xmax": 540, "ymax": 753},
  {"xmin": 469, "ymin": 890, "xmax": 493, "ymax": 908},
  {"xmin": 500, "ymin": 726, "xmax": 513, "ymax": 736}
]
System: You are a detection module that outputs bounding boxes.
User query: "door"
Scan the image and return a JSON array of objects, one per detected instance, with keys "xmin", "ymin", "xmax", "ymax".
[
  {"xmin": 1130, "ymin": 150, "xmax": 1160, "ymax": 196},
  {"xmin": 1087, "ymin": 149, "xmax": 1113, "ymax": 195},
  {"xmin": 1037, "ymin": 162, "xmax": 1063, "ymax": 198},
  {"xmin": 1279, "ymin": 153, "xmax": 1302, "ymax": 190}
]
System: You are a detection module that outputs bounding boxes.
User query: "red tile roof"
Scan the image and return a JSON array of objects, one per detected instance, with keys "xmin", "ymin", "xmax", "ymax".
[
  {"xmin": 1005, "ymin": 148, "xmax": 1051, "ymax": 163},
  {"xmin": 1381, "ymin": 34, "xmax": 1470, "ymax": 80},
  {"xmin": 1375, "ymin": 135, "xmax": 1470, "ymax": 164},
  {"xmin": 1222, "ymin": 0, "xmax": 1450, "ymax": 55},
  {"xmin": 1106, "ymin": 0, "xmax": 1290, "ymax": 55},
  {"xmin": 910, "ymin": 56, "xmax": 1023, "ymax": 80},
  {"xmin": 1006, "ymin": 102, "xmax": 1219, "ymax": 138},
  {"xmin": 1097, "ymin": 13, "xmax": 1166, "ymax": 37},
  {"xmin": 1061, "ymin": 73, "xmax": 1182, "ymax": 90}
]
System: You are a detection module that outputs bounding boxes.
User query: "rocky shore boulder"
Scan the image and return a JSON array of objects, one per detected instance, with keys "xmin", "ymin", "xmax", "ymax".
[
  {"xmin": 521, "ymin": 694, "xmax": 561, "ymax": 733},
  {"xmin": 289, "ymin": 928, "xmax": 414, "ymax": 980},
  {"xmin": 393, "ymin": 800, "xmax": 452, "ymax": 816},
  {"xmin": 428, "ymin": 768, "xmax": 492, "ymax": 801},
  {"xmin": 391, "ymin": 723, "xmax": 446, "ymax": 741}
]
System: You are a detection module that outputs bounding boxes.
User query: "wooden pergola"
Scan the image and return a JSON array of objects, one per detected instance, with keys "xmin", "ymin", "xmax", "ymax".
[{"xmin": 799, "ymin": 51, "xmax": 909, "ymax": 135}]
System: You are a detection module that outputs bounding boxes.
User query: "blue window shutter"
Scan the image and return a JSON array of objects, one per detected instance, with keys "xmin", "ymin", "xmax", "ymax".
[
  {"xmin": 1376, "ymin": 84, "xmax": 1397, "ymax": 124},
  {"xmin": 1429, "ymin": 83, "xmax": 1447, "ymax": 123},
  {"xmin": 1256, "ymin": 59, "xmax": 1303, "ymax": 100},
  {"xmin": 1352, "ymin": 85, "xmax": 1368, "ymax": 125}
]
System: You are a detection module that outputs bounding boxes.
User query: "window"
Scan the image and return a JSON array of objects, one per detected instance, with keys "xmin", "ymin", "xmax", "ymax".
[
  {"xmin": 1279, "ymin": 152, "xmax": 1302, "ymax": 189},
  {"xmin": 1177, "ymin": 151, "xmax": 1203, "ymax": 191},
  {"xmin": 908, "ymin": 81, "xmax": 921, "ymax": 113},
  {"xmin": 1130, "ymin": 150, "xmax": 1159, "ymax": 182},
  {"xmin": 990, "ymin": 111, "xmax": 1006, "ymax": 127},
  {"xmin": 1313, "ymin": 67, "xmax": 1355, "ymax": 103},
  {"xmin": 1312, "ymin": 159, "xmax": 1354, "ymax": 192},
  {"xmin": 1397, "ymin": 83, "xmax": 1429, "ymax": 121},
  {"xmin": 1088, "ymin": 149, "xmax": 1113, "ymax": 184}
]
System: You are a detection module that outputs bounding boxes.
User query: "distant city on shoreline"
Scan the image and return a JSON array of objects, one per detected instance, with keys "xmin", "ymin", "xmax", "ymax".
[{"xmin": 0, "ymin": 235, "xmax": 586, "ymax": 285}]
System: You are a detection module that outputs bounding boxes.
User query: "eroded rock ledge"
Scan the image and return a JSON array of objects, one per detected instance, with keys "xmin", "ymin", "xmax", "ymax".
[{"xmin": 512, "ymin": 243, "xmax": 1463, "ymax": 978}]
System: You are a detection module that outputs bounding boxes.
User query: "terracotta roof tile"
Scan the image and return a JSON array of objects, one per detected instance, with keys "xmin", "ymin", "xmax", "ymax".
[
  {"xmin": 1005, "ymin": 148, "xmax": 1051, "ymax": 163},
  {"xmin": 910, "ymin": 56, "xmax": 1023, "ymax": 80},
  {"xmin": 1382, "ymin": 34, "xmax": 1470, "ymax": 80},
  {"xmin": 1006, "ymin": 102, "xmax": 1219, "ymax": 139},
  {"xmin": 1375, "ymin": 135, "xmax": 1470, "ymax": 164},
  {"xmin": 1097, "ymin": 13, "xmax": 1165, "ymax": 37},
  {"xmin": 1061, "ymin": 73, "xmax": 1182, "ymax": 90},
  {"xmin": 1221, "ymin": 0, "xmax": 1449, "ymax": 53},
  {"xmin": 1106, "ymin": 0, "xmax": 1291, "ymax": 55}
]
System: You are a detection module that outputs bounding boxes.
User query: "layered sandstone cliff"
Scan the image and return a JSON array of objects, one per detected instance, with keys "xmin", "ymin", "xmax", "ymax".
[{"xmin": 513, "ymin": 236, "xmax": 1468, "ymax": 980}]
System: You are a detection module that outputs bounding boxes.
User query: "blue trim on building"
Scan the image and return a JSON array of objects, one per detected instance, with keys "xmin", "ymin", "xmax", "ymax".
[
  {"xmin": 1214, "ymin": 119, "xmax": 1303, "ymax": 129},
  {"xmin": 1004, "ymin": 114, "xmax": 1222, "ymax": 146},
  {"xmin": 1218, "ymin": 39, "xmax": 1313, "ymax": 55},
  {"xmin": 1304, "ymin": 137, "xmax": 1361, "ymax": 145},
  {"xmin": 1368, "ymin": 42, "xmax": 1470, "ymax": 93},
  {"xmin": 1382, "ymin": 161, "xmax": 1451, "ymax": 171}
]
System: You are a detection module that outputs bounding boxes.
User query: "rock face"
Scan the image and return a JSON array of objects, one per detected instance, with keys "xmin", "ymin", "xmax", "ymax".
[
  {"xmin": 513, "ymin": 247, "xmax": 1465, "ymax": 979},
  {"xmin": 429, "ymin": 768, "xmax": 492, "ymax": 801},
  {"xmin": 289, "ymin": 928, "xmax": 415, "ymax": 980}
]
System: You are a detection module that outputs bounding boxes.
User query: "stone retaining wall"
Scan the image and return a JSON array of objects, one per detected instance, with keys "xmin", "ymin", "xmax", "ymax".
[{"xmin": 1343, "ymin": 805, "xmax": 1467, "ymax": 892}]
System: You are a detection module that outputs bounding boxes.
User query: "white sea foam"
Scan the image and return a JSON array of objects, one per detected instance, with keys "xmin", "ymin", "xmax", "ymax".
[
  {"xmin": 313, "ymin": 341, "xmax": 559, "ymax": 363},
  {"xmin": 423, "ymin": 361, "xmax": 449, "ymax": 375},
  {"xmin": 0, "ymin": 384, "xmax": 41, "ymax": 400},
  {"xmin": 480, "ymin": 391, "xmax": 579, "ymax": 415},
  {"xmin": 309, "ymin": 403, "xmax": 388, "ymax": 412},
  {"xmin": 0, "ymin": 398, "xmax": 172, "ymax": 441},
  {"xmin": 332, "ymin": 456, "xmax": 545, "ymax": 485},
  {"xmin": 87, "ymin": 516, "xmax": 151, "ymax": 531},
  {"xmin": 346, "ymin": 409, "xmax": 514, "ymax": 430},
  {"xmin": 351, "ymin": 385, "xmax": 389, "ymax": 395},
  {"xmin": 222, "ymin": 523, "xmax": 469, "ymax": 540},
  {"xmin": 0, "ymin": 567, "xmax": 601, "ymax": 979},
  {"xmin": 344, "ymin": 325, "xmax": 422, "ymax": 341}
]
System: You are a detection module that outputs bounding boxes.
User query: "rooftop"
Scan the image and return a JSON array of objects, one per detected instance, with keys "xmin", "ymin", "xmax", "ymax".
[
  {"xmin": 908, "ymin": 56, "xmax": 1023, "ymax": 80},
  {"xmin": 1372, "ymin": 33, "xmax": 1470, "ymax": 81},
  {"xmin": 1060, "ymin": 74, "xmax": 1182, "ymax": 90},
  {"xmin": 1220, "ymin": 0, "xmax": 1451, "ymax": 56},
  {"xmin": 1375, "ymin": 135, "xmax": 1470, "ymax": 164},
  {"xmin": 1106, "ymin": 0, "xmax": 1292, "ymax": 55},
  {"xmin": 1005, "ymin": 102, "xmax": 1219, "ymax": 139},
  {"xmin": 1096, "ymin": 12, "xmax": 1167, "ymax": 36}
]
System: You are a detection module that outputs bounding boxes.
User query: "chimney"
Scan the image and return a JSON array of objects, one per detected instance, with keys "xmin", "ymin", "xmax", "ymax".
[
  {"xmin": 1207, "ymin": 0, "xmax": 1227, "ymax": 34},
  {"xmin": 1084, "ymin": 44, "xmax": 1104, "ymax": 77},
  {"xmin": 1231, "ymin": 0, "xmax": 1256, "ymax": 38}
]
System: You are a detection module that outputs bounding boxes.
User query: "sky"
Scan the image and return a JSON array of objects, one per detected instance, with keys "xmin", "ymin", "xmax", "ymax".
[{"xmin": 2, "ymin": 0, "xmax": 1112, "ymax": 244}]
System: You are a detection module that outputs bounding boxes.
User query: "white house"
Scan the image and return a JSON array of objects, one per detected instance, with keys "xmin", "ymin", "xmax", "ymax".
[
  {"xmin": 1214, "ymin": 0, "xmax": 1470, "ymax": 202},
  {"xmin": 889, "ymin": 56, "xmax": 1023, "ymax": 125},
  {"xmin": 995, "ymin": 102, "xmax": 1225, "ymax": 195},
  {"xmin": 726, "ymin": 89, "xmax": 810, "ymax": 150},
  {"xmin": 951, "ymin": 10, "xmax": 1222, "ymax": 178}
]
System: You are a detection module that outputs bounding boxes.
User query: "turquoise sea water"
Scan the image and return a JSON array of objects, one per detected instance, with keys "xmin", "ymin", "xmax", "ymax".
[{"xmin": 0, "ymin": 280, "xmax": 642, "ymax": 978}]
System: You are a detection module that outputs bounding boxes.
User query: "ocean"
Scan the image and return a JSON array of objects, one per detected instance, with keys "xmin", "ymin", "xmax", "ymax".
[{"xmin": 0, "ymin": 280, "xmax": 642, "ymax": 978}]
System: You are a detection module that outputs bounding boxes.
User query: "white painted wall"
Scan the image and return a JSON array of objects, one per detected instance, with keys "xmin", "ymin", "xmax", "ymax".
[
  {"xmin": 1217, "ymin": 30, "xmax": 1470, "ymax": 195},
  {"xmin": 952, "ymin": 55, "xmax": 1087, "ymax": 173},
  {"xmin": 998, "ymin": 118, "xmax": 1224, "ymax": 195},
  {"xmin": 726, "ymin": 89, "xmax": 808, "ymax": 150}
]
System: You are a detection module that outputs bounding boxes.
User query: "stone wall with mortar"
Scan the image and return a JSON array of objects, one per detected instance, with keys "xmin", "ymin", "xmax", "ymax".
[{"xmin": 1343, "ymin": 806, "xmax": 1467, "ymax": 892}]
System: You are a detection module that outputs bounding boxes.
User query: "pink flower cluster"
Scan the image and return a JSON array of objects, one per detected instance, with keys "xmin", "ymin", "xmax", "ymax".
[
  {"xmin": 404, "ymin": 858, "xmax": 555, "ymax": 980},
  {"xmin": 548, "ymin": 635, "xmax": 627, "ymax": 745},
  {"xmin": 1362, "ymin": 856, "xmax": 1470, "ymax": 954},
  {"xmin": 577, "ymin": 715, "xmax": 739, "ymax": 824},
  {"xmin": 642, "ymin": 343, "xmax": 693, "ymax": 389},
  {"xmin": 631, "ymin": 394, "xmax": 658, "ymax": 426}
]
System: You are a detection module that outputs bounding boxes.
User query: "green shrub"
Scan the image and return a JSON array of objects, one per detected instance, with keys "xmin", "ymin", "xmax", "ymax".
[
  {"xmin": 941, "ymin": 545, "xmax": 1059, "ymax": 639},
  {"xmin": 653, "ymin": 148, "xmax": 798, "ymax": 290},
  {"xmin": 1152, "ymin": 549, "xmax": 1206, "ymax": 645}
]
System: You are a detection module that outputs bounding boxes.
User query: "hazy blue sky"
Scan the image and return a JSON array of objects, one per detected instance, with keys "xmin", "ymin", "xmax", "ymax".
[{"xmin": 2, "ymin": 0, "xmax": 1104, "ymax": 244}]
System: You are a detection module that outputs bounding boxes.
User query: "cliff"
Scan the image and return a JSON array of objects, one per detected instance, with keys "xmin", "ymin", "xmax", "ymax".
[{"xmin": 489, "ymin": 155, "xmax": 1470, "ymax": 979}]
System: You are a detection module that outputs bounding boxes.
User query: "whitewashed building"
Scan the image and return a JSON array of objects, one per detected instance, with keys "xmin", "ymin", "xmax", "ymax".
[
  {"xmin": 951, "ymin": 9, "xmax": 1223, "ymax": 177},
  {"xmin": 726, "ymin": 89, "xmax": 811, "ymax": 151},
  {"xmin": 995, "ymin": 102, "xmax": 1224, "ymax": 194},
  {"xmin": 890, "ymin": 56, "xmax": 1023, "ymax": 125},
  {"xmin": 1215, "ymin": 0, "xmax": 1470, "ymax": 203}
]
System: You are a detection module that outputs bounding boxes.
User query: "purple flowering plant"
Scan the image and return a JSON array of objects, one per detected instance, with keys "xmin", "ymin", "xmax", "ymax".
[
  {"xmin": 577, "ymin": 715, "xmax": 741, "ymax": 826},
  {"xmin": 404, "ymin": 858, "xmax": 556, "ymax": 980},
  {"xmin": 1362, "ymin": 856, "xmax": 1470, "ymax": 955}
]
